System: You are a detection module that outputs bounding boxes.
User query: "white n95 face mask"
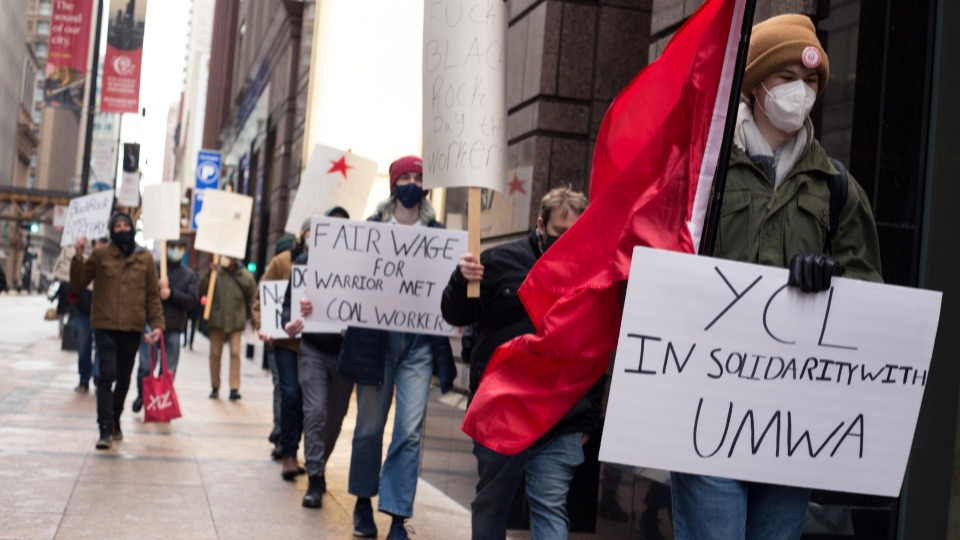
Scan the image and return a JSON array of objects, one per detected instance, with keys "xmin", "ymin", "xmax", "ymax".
[{"xmin": 759, "ymin": 80, "xmax": 817, "ymax": 133}]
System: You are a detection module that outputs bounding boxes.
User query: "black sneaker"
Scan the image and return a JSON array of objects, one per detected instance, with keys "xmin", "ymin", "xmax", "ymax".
[
  {"xmin": 353, "ymin": 498, "xmax": 377, "ymax": 538},
  {"xmin": 386, "ymin": 521, "xmax": 414, "ymax": 540},
  {"xmin": 302, "ymin": 475, "xmax": 325, "ymax": 509},
  {"xmin": 74, "ymin": 382, "xmax": 89, "ymax": 393},
  {"xmin": 209, "ymin": 388, "xmax": 219, "ymax": 399},
  {"xmin": 95, "ymin": 427, "xmax": 111, "ymax": 450},
  {"xmin": 131, "ymin": 396, "xmax": 143, "ymax": 413},
  {"xmin": 228, "ymin": 390, "xmax": 241, "ymax": 401}
]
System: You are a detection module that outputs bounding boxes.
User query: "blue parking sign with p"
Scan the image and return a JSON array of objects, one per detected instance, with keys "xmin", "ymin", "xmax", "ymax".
[{"xmin": 191, "ymin": 150, "xmax": 222, "ymax": 230}]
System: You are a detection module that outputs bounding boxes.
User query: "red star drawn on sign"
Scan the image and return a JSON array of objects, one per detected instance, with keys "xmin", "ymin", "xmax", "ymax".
[
  {"xmin": 508, "ymin": 175, "xmax": 527, "ymax": 196},
  {"xmin": 328, "ymin": 156, "xmax": 352, "ymax": 179}
]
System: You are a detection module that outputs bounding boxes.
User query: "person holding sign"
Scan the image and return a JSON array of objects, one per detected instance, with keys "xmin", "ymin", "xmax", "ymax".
[
  {"xmin": 131, "ymin": 239, "xmax": 198, "ymax": 414},
  {"xmin": 253, "ymin": 230, "xmax": 305, "ymax": 480},
  {"xmin": 282, "ymin": 207, "xmax": 356, "ymax": 509},
  {"xmin": 669, "ymin": 15, "xmax": 882, "ymax": 540},
  {"xmin": 441, "ymin": 187, "xmax": 604, "ymax": 540},
  {"xmin": 336, "ymin": 156, "xmax": 457, "ymax": 539},
  {"xmin": 70, "ymin": 212, "xmax": 165, "ymax": 450},
  {"xmin": 199, "ymin": 256, "xmax": 257, "ymax": 401}
]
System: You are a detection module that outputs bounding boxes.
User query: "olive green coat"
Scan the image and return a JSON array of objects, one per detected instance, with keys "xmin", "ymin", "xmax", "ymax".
[
  {"xmin": 716, "ymin": 141, "xmax": 882, "ymax": 283},
  {"xmin": 199, "ymin": 266, "xmax": 257, "ymax": 332}
]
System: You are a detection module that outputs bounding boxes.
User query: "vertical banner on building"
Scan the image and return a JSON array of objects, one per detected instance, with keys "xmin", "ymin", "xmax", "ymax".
[
  {"xmin": 191, "ymin": 150, "xmax": 222, "ymax": 230},
  {"xmin": 101, "ymin": 0, "xmax": 148, "ymax": 113},
  {"xmin": 118, "ymin": 143, "xmax": 141, "ymax": 207},
  {"xmin": 92, "ymin": 113, "xmax": 120, "ymax": 186},
  {"xmin": 44, "ymin": 0, "xmax": 94, "ymax": 110}
]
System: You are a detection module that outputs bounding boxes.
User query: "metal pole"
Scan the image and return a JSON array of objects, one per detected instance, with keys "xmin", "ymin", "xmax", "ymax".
[
  {"xmin": 80, "ymin": 0, "xmax": 104, "ymax": 195},
  {"xmin": 698, "ymin": 0, "xmax": 758, "ymax": 256}
]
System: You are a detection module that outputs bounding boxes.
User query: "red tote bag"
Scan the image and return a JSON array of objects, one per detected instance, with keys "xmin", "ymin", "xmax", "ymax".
[{"xmin": 142, "ymin": 337, "xmax": 182, "ymax": 423}]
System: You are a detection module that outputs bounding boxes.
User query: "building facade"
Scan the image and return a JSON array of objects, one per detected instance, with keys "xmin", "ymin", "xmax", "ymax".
[{"xmin": 203, "ymin": 0, "xmax": 315, "ymax": 275}]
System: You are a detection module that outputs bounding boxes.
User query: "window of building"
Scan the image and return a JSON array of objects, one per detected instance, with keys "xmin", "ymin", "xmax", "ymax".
[
  {"xmin": 37, "ymin": 21, "xmax": 50, "ymax": 36},
  {"xmin": 35, "ymin": 43, "xmax": 47, "ymax": 58},
  {"xmin": 39, "ymin": 1, "xmax": 52, "ymax": 16}
]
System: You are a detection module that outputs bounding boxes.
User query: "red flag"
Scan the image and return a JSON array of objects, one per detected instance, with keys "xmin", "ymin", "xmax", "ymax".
[{"xmin": 462, "ymin": 0, "xmax": 748, "ymax": 455}]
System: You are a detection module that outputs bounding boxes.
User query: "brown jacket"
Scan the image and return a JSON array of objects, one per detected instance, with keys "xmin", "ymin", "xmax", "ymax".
[
  {"xmin": 70, "ymin": 244, "xmax": 165, "ymax": 332},
  {"xmin": 252, "ymin": 249, "xmax": 299, "ymax": 353}
]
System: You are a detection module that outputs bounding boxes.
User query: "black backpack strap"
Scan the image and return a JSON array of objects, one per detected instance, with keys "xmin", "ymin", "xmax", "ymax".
[{"xmin": 825, "ymin": 158, "xmax": 849, "ymax": 254}]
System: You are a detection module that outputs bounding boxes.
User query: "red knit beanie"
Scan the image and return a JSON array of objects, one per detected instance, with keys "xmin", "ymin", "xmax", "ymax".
[{"xmin": 389, "ymin": 156, "xmax": 423, "ymax": 191}]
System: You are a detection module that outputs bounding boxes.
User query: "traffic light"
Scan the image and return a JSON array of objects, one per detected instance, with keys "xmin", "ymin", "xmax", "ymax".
[
  {"xmin": 246, "ymin": 262, "xmax": 257, "ymax": 273},
  {"xmin": 29, "ymin": 222, "xmax": 39, "ymax": 233}
]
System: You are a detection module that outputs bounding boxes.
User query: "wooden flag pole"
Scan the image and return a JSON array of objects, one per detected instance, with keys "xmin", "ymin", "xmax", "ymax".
[
  {"xmin": 203, "ymin": 254, "xmax": 220, "ymax": 320},
  {"xmin": 159, "ymin": 240, "xmax": 168, "ymax": 281},
  {"xmin": 467, "ymin": 187, "xmax": 482, "ymax": 298}
]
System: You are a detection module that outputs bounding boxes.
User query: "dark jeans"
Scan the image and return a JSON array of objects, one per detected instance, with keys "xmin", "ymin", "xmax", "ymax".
[
  {"xmin": 275, "ymin": 347, "xmax": 302, "ymax": 457},
  {"xmin": 298, "ymin": 340, "xmax": 354, "ymax": 477},
  {"xmin": 74, "ymin": 311, "xmax": 93, "ymax": 384},
  {"xmin": 184, "ymin": 307, "xmax": 200, "ymax": 348},
  {"xmin": 94, "ymin": 330, "xmax": 142, "ymax": 429}
]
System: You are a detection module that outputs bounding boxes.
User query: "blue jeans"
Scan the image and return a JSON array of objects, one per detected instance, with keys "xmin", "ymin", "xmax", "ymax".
[
  {"xmin": 275, "ymin": 347, "xmax": 302, "ymax": 457},
  {"xmin": 136, "ymin": 330, "xmax": 182, "ymax": 398},
  {"xmin": 268, "ymin": 349, "xmax": 281, "ymax": 438},
  {"xmin": 472, "ymin": 432, "xmax": 584, "ymax": 540},
  {"xmin": 349, "ymin": 332, "xmax": 433, "ymax": 518},
  {"xmin": 74, "ymin": 311, "xmax": 94, "ymax": 384},
  {"xmin": 670, "ymin": 473, "xmax": 810, "ymax": 540}
]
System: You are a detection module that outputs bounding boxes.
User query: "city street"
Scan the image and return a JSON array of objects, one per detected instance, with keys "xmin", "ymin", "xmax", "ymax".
[{"xmin": 0, "ymin": 293, "xmax": 472, "ymax": 539}]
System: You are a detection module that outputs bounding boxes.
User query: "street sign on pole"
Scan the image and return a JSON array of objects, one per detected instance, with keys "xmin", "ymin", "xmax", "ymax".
[{"xmin": 191, "ymin": 150, "xmax": 222, "ymax": 230}]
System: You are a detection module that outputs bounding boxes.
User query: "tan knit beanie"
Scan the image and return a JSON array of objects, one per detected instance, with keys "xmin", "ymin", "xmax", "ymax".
[{"xmin": 742, "ymin": 14, "xmax": 829, "ymax": 98}]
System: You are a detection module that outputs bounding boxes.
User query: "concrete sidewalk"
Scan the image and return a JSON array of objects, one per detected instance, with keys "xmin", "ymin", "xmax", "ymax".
[{"xmin": 0, "ymin": 293, "xmax": 471, "ymax": 539}]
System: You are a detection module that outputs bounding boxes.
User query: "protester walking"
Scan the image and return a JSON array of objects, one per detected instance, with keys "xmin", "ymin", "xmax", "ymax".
[
  {"xmin": 132, "ymin": 239, "xmax": 198, "ymax": 413},
  {"xmin": 338, "ymin": 156, "xmax": 457, "ymax": 539},
  {"xmin": 441, "ymin": 187, "xmax": 604, "ymax": 540},
  {"xmin": 199, "ymin": 256, "xmax": 256, "ymax": 400},
  {"xmin": 70, "ymin": 212, "xmax": 164, "ymax": 449},
  {"xmin": 282, "ymin": 207, "xmax": 355, "ymax": 509},
  {"xmin": 253, "ymin": 232, "xmax": 304, "ymax": 479},
  {"xmin": 668, "ymin": 14, "xmax": 882, "ymax": 540}
]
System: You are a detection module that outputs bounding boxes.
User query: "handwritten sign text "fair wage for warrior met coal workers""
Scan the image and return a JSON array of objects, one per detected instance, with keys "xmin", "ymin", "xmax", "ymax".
[
  {"xmin": 306, "ymin": 217, "xmax": 466, "ymax": 337},
  {"xmin": 600, "ymin": 247, "xmax": 942, "ymax": 497}
]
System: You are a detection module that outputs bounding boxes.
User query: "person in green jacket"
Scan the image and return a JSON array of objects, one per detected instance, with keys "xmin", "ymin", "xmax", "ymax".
[
  {"xmin": 199, "ymin": 256, "xmax": 256, "ymax": 400},
  {"xmin": 670, "ymin": 14, "xmax": 882, "ymax": 540}
]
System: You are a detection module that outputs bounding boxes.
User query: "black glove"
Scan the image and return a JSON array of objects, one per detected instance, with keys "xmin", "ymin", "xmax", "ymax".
[{"xmin": 788, "ymin": 252, "xmax": 842, "ymax": 293}]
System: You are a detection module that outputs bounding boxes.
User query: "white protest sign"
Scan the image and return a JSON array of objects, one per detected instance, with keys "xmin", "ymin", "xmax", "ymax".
[
  {"xmin": 259, "ymin": 280, "xmax": 292, "ymax": 339},
  {"xmin": 291, "ymin": 265, "xmax": 346, "ymax": 334},
  {"xmin": 285, "ymin": 145, "xmax": 378, "ymax": 234},
  {"xmin": 193, "ymin": 190, "xmax": 253, "ymax": 259},
  {"xmin": 141, "ymin": 183, "xmax": 182, "ymax": 241},
  {"xmin": 60, "ymin": 191, "xmax": 114, "ymax": 247},
  {"xmin": 306, "ymin": 217, "xmax": 466, "ymax": 336},
  {"xmin": 118, "ymin": 171, "xmax": 141, "ymax": 207},
  {"xmin": 600, "ymin": 247, "xmax": 943, "ymax": 497},
  {"xmin": 53, "ymin": 205, "xmax": 68, "ymax": 230},
  {"xmin": 422, "ymin": 0, "xmax": 507, "ymax": 192}
]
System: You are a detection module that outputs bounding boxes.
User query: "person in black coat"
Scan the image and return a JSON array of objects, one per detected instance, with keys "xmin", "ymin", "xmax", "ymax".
[{"xmin": 441, "ymin": 187, "xmax": 604, "ymax": 540}]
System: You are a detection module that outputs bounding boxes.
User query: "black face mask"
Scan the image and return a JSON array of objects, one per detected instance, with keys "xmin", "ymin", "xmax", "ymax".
[
  {"xmin": 539, "ymin": 231, "xmax": 561, "ymax": 253},
  {"xmin": 110, "ymin": 229, "xmax": 136, "ymax": 256}
]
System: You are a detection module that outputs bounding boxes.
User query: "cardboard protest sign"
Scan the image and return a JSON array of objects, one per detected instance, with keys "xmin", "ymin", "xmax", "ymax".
[
  {"xmin": 284, "ymin": 145, "xmax": 377, "ymax": 235},
  {"xmin": 422, "ymin": 0, "xmax": 507, "ymax": 192},
  {"xmin": 259, "ymin": 280, "xmax": 291, "ymax": 339},
  {"xmin": 141, "ymin": 183, "xmax": 182, "ymax": 241},
  {"xmin": 52, "ymin": 247, "xmax": 75, "ymax": 281},
  {"xmin": 600, "ymin": 248, "xmax": 942, "ymax": 497},
  {"xmin": 305, "ymin": 217, "xmax": 466, "ymax": 336},
  {"xmin": 53, "ymin": 205, "xmax": 68, "ymax": 230},
  {"xmin": 193, "ymin": 190, "xmax": 253, "ymax": 259},
  {"xmin": 60, "ymin": 191, "xmax": 114, "ymax": 247},
  {"xmin": 290, "ymin": 265, "xmax": 346, "ymax": 334}
]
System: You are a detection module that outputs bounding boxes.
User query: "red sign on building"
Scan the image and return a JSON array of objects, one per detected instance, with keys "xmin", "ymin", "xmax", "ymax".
[
  {"xmin": 101, "ymin": 0, "xmax": 148, "ymax": 114},
  {"xmin": 44, "ymin": 0, "xmax": 94, "ymax": 110}
]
